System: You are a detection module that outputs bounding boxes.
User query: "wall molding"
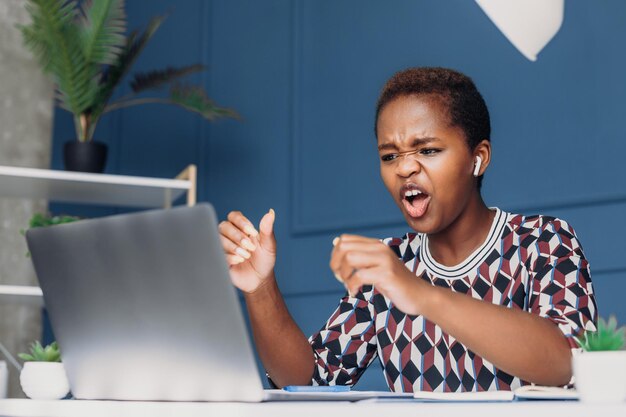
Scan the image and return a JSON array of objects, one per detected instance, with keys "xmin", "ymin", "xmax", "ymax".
[
  {"xmin": 287, "ymin": 1, "xmax": 400, "ymax": 236},
  {"xmin": 290, "ymin": 187, "xmax": 626, "ymax": 239},
  {"xmin": 199, "ymin": 0, "xmax": 212, "ymax": 203},
  {"xmin": 499, "ymin": 192, "xmax": 626, "ymax": 215},
  {"xmin": 289, "ymin": 0, "xmax": 302, "ymax": 236},
  {"xmin": 291, "ymin": 190, "xmax": 626, "ymax": 237}
]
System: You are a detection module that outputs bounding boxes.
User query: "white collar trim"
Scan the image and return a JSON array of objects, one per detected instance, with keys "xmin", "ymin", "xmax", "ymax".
[{"xmin": 419, "ymin": 208, "xmax": 508, "ymax": 279}]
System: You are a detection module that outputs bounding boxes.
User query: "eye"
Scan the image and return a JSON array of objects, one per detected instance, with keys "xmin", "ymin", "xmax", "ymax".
[
  {"xmin": 420, "ymin": 148, "xmax": 441, "ymax": 156},
  {"xmin": 381, "ymin": 153, "xmax": 398, "ymax": 162}
]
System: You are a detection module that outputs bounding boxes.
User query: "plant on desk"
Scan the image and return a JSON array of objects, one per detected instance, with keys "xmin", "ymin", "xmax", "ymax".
[
  {"xmin": 573, "ymin": 315, "xmax": 626, "ymax": 403},
  {"xmin": 18, "ymin": 341, "xmax": 70, "ymax": 400},
  {"xmin": 576, "ymin": 315, "xmax": 625, "ymax": 352},
  {"xmin": 18, "ymin": 341, "xmax": 61, "ymax": 363},
  {"xmin": 17, "ymin": 216, "xmax": 75, "ymax": 399}
]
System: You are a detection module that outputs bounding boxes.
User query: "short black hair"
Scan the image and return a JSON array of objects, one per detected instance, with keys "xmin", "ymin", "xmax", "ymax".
[{"xmin": 375, "ymin": 67, "xmax": 491, "ymax": 187}]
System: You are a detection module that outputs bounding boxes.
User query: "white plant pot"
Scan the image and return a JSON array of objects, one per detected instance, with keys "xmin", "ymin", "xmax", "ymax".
[
  {"xmin": 19, "ymin": 362, "xmax": 70, "ymax": 400},
  {"xmin": 0, "ymin": 361, "xmax": 8, "ymax": 399},
  {"xmin": 573, "ymin": 350, "xmax": 626, "ymax": 403}
]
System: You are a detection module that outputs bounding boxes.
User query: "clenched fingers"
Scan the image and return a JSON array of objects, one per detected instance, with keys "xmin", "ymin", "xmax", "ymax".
[
  {"xmin": 219, "ymin": 217, "xmax": 257, "ymax": 253},
  {"xmin": 335, "ymin": 249, "xmax": 381, "ymax": 283},
  {"xmin": 220, "ymin": 235, "xmax": 252, "ymax": 260},
  {"xmin": 226, "ymin": 253, "xmax": 246, "ymax": 266},
  {"xmin": 330, "ymin": 237, "xmax": 386, "ymax": 276},
  {"xmin": 227, "ymin": 211, "xmax": 259, "ymax": 238}
]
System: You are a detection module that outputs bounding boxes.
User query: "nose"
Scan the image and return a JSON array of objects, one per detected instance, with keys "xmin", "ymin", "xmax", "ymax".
[{"xmin": 395, "ymin": 152, "xmax": 421, "ymax": 178}]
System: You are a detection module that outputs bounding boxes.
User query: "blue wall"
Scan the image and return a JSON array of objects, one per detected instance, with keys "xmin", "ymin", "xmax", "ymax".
[{"xmin": 51, "ymin": 1, "xmax": 626, "ymax": 390}]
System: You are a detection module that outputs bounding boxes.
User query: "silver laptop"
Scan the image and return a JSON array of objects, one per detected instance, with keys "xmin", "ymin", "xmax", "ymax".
[
  {"xmin": 26, "ymin": 204, "xmax": 412, "ymax": 403},
  {"xmin": 26, "ymin": 204, "xmax": 268, "ymax": 402}
]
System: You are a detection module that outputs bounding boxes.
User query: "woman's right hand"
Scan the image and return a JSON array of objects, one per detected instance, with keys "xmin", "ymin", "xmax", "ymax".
[{"xmin": 218, "ymin": 209, "xmax": 276, "ymax": 293}]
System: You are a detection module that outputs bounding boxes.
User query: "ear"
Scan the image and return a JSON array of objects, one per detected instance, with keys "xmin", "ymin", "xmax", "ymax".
[{"xmin": 472, "ymin": 140, "xmax": 491, "ymax": 177}]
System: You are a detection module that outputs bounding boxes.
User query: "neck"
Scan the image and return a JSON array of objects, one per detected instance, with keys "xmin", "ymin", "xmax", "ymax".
[{"xmin": 426, "ymin": 194, "xmax": 495, "ymax": 267}]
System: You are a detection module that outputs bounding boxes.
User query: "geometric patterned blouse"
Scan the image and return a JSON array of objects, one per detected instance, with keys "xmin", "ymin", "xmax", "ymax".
[{"xmin": 309, "ymin": 208, "xmax": 597, "ymax": 392}]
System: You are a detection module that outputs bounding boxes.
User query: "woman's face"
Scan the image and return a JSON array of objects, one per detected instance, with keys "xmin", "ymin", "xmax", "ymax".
[{"xmin": 377, "ymin": 95, "xmax": 478, "ymax": 235}]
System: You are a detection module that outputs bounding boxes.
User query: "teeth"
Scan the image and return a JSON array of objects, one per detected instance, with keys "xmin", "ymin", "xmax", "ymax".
[{"xmin": 404, "ymin": 189, "xmax": 422, "ymax": 198}]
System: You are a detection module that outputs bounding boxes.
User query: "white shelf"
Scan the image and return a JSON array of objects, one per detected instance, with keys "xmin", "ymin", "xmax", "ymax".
[
  {"xmin": 0, "ymin": 165, "xmax": 196, "ymax": 208},
  {"xmin": 0, "ymin": 285, "xmax": 43, "ymax": 306},
  {"xmin": 0, "ymin": 164, "xmax": 198, "ymax": 308}
]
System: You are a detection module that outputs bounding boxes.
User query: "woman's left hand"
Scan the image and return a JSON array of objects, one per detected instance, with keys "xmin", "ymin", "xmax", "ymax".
[{"xmin": 329, "ymin": 234, "xmax": 429, "ymax": 315}]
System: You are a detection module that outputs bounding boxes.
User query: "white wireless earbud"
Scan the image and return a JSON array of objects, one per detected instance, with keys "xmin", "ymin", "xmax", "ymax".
[{"xmin": 473, "ymin": 156, "xmax": 482, "ymax": 177}]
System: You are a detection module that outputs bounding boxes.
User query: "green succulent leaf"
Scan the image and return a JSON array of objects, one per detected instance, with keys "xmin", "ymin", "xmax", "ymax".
[
  {"xmin": 17, "ymin": 353, "xmax": 35, "ymax": 362},
  {"xmin": 18, "ymin": 341, "xmax": 61, "ymax": 362},
  {"xmin": 576, "ymin": 315, "xmax": 626, "ymax": 351}
]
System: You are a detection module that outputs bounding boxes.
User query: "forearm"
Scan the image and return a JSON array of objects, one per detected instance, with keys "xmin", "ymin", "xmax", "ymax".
[
  {"xmin": 244, "ymin": 273, "xmax": 315, "ymax": 387},
  {"xmin": 420, "ymin": 284, "xmax": 572, "ymax": 386}
]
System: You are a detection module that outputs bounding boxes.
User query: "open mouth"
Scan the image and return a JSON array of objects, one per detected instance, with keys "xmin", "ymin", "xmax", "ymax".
[{"xmin": 400, "ymin": 185, "xmax": 431, "ymax": 218}]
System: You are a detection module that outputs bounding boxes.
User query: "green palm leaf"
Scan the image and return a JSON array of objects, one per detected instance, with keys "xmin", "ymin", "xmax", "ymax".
[
  {"xmin": 130, "ymin": 64, "xmax": 205, "ymax": 93},
  {"xmin": 79, "ymin": 0, "xmax": 127, "ymax": 65},
  {"xmin": 92, "ymin": 15, "xmax": 165, "ymax": 121},
  {"xmin": 20, "ymin": 0, "xmax": 77, "ymax": 74},
  {"xmin": 170, "ymin": 85, "xmax": 239, "ymax": 121},
  {"xmin": 20, "ymin": 0, "xmax": 97, "ymax": 132}
]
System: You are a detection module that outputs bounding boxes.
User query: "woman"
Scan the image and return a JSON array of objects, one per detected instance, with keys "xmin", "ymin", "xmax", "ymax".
[{"xmin": 218, "ymin": 67, "xmax": 597, "ymax": 392}]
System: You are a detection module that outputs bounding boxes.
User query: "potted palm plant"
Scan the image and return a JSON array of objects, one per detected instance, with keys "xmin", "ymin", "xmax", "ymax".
[
  {"xmin": 20, "ymin": 0, "xmax": 237, "ymax": 173},
  {"xmin": 16, "ymin": 216, "xmax": 78, "ymax": 400},
  {"xmin": 573, "ymin": 315, "xmax": 626, "ymax": 403},
  {"xmin": 18, "ymin": 341, "xmax": 70, "ymax": 400}
]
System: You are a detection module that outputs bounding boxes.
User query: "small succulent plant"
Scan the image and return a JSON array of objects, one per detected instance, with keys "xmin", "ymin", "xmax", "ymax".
[
  {"xmin": 20, "ymin": 213, "xmax": 81, "ymax": 257},
  {"xmin": 575, "ymin": 316, "xmax": 626, "ymax": 351},
  {"xmin": 26, "ymin": 213, "xmax": 81, "ymax": 230},
  {"xmin": 18, "ymin": 341, "xmax": 62, "ymax": 362}
]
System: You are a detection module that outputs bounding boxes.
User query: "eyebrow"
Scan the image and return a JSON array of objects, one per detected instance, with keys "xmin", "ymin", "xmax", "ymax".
[{"xmin": 377, "ymin": 137, "xmax": 440, "ymax": 151}]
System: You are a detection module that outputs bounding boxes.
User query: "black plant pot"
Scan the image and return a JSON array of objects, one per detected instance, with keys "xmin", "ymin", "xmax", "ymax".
[{"xmin": 63, "ymin": 141, "xmax": 108, "ymax": 173}]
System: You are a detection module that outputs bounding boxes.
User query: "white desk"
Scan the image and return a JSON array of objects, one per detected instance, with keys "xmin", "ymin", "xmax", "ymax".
[{"xmin": 0, "ymin": 399, "xmax": 624, "ymax": 417}]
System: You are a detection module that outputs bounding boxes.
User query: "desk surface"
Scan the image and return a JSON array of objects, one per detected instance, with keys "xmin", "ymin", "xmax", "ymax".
[{"xmin": 0, "ymin": 398, "xmax": 625, "ymax": 417}]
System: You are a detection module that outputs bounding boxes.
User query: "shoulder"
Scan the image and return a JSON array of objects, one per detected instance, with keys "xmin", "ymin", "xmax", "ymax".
[{"xmin": 505, "ymin": 212, "xmax": 584, "ymax": 256}]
